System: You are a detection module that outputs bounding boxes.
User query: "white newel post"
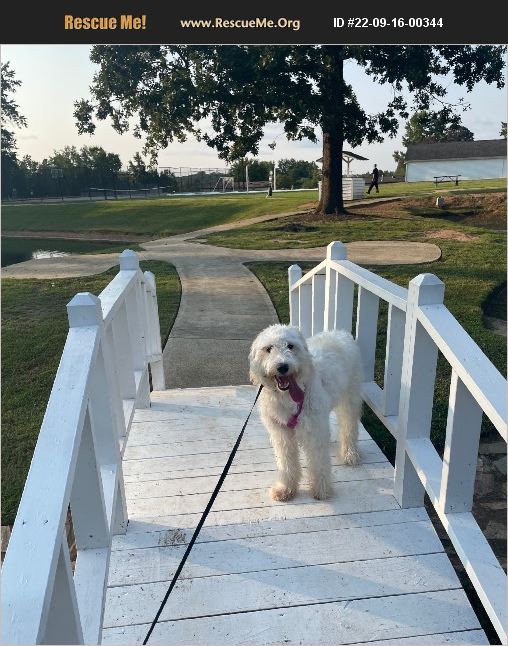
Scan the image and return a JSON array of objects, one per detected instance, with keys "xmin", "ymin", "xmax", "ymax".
[
  {"xmin": 67, "ymin": 293, "xmax": 127, "ymax": 644},
  {"xmin": 324, "ymin": 241, "xmax": 347, "ymax": 331},
  {"xmin": 144, "ymin": 270, "xmax": 166, "ymax": 391},
  {"xmin": 394, "ymin": 274, "xmax": 445, "ymax": 507},
  {"xmin": 288, "ymin": 264, "xmax": 302, "ymax": 326},
  {"xmin": 120, "ymin": 251, "xmax": 150, "ymax": 408}
]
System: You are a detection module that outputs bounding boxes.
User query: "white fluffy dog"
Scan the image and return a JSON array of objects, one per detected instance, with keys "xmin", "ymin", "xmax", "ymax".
[{"xmin": 249, "ymin": 324, "xmax": 363, "ymax": 502}]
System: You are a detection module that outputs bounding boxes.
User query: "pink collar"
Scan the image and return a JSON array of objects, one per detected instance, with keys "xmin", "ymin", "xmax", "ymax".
[{"xmin": 287, "ymin": 397, "xmax": 304, "ymax": 429}]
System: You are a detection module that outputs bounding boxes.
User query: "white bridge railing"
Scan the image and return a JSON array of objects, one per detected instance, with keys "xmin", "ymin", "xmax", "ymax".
[
  {"xmin": 289, "ymin": 241, "xmax": 507, "ymax": 644},
  {"xmin": 2, "ymin": 250, "xmax": 165, "ymax": 645}
]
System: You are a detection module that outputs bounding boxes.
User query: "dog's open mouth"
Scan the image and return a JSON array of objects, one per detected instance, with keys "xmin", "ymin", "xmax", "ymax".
[
  {"xmin": 275, "ymin": 375, "xmax": 291, "ymax": 391},
  {"xmin": 274, "ymin": 375, "xmax": 305, "ymax": 403}
]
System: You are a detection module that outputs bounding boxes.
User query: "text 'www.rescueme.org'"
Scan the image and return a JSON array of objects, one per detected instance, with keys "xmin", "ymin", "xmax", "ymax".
[{"xmin": 179, "ymin": 17, "xmax": 301, "ymax": 31}]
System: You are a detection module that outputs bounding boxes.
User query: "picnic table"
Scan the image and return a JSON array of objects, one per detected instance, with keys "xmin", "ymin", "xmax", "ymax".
[{"xmin": 434, "ymin": 174, "xmax": 461, "ymax": 187}]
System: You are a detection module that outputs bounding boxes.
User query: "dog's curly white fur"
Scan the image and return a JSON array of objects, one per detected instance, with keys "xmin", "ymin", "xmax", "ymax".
[{"xmin": 249, "ymin": 324, "xmax": 363, "ymax": 502}]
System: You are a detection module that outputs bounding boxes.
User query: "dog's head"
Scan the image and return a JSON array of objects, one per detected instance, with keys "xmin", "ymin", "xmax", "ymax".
[{"xmin": 249, "ymin": 324, "xmax": 313, "ymax": 392}]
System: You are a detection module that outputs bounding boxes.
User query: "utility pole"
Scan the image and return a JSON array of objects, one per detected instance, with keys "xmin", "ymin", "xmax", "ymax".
[{"xmin": 245, "ymin": 162, "xmax": 249, "ymax": 193}]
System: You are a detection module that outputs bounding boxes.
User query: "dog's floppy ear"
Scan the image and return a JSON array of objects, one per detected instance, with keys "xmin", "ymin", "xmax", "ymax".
[
  {"xmin": 249, "ymin": 369, "xmax": 261, "ymax": 386},
  {"xmin": 248, "ymin": 341, "xmax": 260, "ymax": 385}
]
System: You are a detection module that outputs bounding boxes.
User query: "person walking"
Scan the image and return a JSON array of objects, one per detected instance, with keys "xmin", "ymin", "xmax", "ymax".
[{"xmin": 367, "ymin": 164, "xmax": 380, "ymax": 194}]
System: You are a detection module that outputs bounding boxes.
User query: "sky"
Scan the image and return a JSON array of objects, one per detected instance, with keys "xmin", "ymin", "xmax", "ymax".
[{"xmin": 2, "ymin": 45, "xmax": 507, "ymax": 174}]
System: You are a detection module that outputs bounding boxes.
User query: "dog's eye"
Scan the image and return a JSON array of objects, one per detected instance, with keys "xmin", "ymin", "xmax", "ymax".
[
  {"xmin": 266, "ymin": 346, "xmax": 272, "ymax": 353},
  {"xmin": 287, "ymin": 343, "xmax": 294, "ymax": 350}
]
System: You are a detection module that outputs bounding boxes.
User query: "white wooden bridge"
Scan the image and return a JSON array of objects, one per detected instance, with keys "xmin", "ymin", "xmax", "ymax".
[{"xmin": 2, "ymin": 245, "xmax": 506, "ymax": 645}]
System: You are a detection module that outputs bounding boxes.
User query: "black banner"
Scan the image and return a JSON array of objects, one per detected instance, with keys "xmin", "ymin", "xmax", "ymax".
[{"xmin": 0, "ymin": 0, "xmax": 506, "ymax": 44}]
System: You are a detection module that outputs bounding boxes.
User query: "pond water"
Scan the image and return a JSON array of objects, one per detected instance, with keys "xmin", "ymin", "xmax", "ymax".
[{"xmin": 1, "ymin": 237, "xmax": 133, "ymax": 268}]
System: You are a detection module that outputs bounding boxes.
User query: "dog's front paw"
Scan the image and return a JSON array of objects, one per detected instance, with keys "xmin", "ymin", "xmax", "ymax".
[
  {"xmin": 310, "ymin": 479, "xmax": 334, "ymax": 500},
  {"xmin": 341, "ymin": 445, "xmax": 361, "ymax": 466},
  {"xmin": 270, "ymin": 483, "xmax": 296, "ymax": 502}
]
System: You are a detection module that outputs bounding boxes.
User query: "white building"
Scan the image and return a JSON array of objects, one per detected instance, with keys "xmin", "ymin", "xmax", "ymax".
[{"xmin": 405, "ymin": 139, "xmax": 507, "ymax": 182}]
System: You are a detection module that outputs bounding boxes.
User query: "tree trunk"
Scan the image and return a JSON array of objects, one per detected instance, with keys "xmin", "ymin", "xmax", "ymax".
[
  {"xmin": 320, "ymin": 129, "xmax": 344, "ymax": 214},
  {"xmin": 318, "ymin": 46, "xmax": 346, "ymax": 215}
]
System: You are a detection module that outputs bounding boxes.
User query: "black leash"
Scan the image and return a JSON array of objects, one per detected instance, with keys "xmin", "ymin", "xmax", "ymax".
[{"xmin": 142, "ymin": 384, "xmax": 263, "ymax": 644}]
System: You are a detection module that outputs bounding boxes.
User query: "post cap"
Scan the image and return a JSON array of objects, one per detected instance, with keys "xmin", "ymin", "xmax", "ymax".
[
  {"xmin": 143, "ymin": 270, "xmax": 156, "ymax": 289},
  {"xmin": 119, "ymin": 249, "xmax": 140, "ymax": 271},
  {"xmin": 288, "ymin": 264, "xmax": 302, "ymax": 285},
  {"xmin": 409, "ymin": 273, "xmax": 445, "ymax": 305},
  {"xmin": 327, "ymin": 241, "xmax": 347, "ymax": 261},
  {"xmin": 67, "ymin": 292, "xmax": 103, "ymax": 328}
]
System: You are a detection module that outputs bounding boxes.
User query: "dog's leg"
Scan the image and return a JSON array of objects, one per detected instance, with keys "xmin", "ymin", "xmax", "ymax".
[
  {"xmin": 301, "ymin": 420, "xmax": 334, "ymax": 500},
  {"xmin": 269, "ymin": 425, "xmax": 301, "ymax": 502},
  {"xmin": 336, "ymin": 387, "xmax": 362, "ymax": 466}
]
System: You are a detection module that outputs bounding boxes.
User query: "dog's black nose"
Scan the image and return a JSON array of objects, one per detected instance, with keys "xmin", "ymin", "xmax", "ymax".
[{"xmin": 277, "ymin": 363, "xmax": 289, "ymax": 374}]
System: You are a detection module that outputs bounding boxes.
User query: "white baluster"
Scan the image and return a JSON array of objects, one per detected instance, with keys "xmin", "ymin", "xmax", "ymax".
[
  {"xmin": 355, "ymin": 287, "xmax": 380, "ymax": 382},
  {"xmin": 70, "ymin": 408, "xmax": 109, "ymax": 550},
  {"xmin": 394, "ymin": 273, "xmax": 444, "ymax": 507},
  {"xmin": 383, "ymin": 304, "xmax": 406, "ymax": 418},
  {"xmin": 111, "ymin": 303, "xmax": 137, "ymax": 400},
  {"xmin": 299, "ymin": 283, "xmax": 312, "ymax": 338},
  {"xmin": 41, "ymin": 538, "xmax": 83, "ymax": 645},
  {"xmin": 439, "ymin": 370, "xmax": 483, "ymax": 513},
  {"xmin": 312, "ymin": 273, "xmax": 326, "ymax": 335}
]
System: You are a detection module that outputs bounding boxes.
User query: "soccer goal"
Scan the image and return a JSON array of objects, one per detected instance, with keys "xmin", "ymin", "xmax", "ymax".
[{"xmin": 213, "ymin": 176, "xmax": 235, "ymax": 192}]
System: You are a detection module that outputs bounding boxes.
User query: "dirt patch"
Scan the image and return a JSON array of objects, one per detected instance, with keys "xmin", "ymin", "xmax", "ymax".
[
  {"xmin": 424, "ymin": 229, "xmax": 481, "ymax": 242},
  {"xmin": 351, "ymin": 192, "xmax": 507, "ymax": 229},
  {"xmin": 1, "ymin": 230, "xmax": 150, "ymax": 242}
]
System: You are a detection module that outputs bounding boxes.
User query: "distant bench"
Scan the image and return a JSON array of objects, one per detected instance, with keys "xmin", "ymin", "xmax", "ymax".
[{"xmin": 434, "ymin": 174, "xmax": 461, "ymax": 187}]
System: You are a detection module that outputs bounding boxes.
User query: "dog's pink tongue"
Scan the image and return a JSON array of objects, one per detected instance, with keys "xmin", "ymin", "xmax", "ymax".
[{"xmin": 288, "ymin": 376, "xmax": 304, "ymax": 404}]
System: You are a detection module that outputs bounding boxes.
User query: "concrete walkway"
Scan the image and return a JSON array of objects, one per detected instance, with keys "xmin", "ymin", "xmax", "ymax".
[{"xmin": 2, "ymin": 210, "xmax": 441, "ymax": 387}]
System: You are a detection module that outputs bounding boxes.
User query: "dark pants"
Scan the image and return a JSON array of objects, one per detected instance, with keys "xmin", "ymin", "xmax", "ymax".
[{"xmin": 367, "ymin": 180, "xmax": 379, "ymax": 194}]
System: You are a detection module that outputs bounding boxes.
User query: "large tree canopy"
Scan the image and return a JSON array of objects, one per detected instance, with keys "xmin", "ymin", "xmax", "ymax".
[{"xmin": 75, "ymin": 45, "xmax": 505, "ymax": 214}]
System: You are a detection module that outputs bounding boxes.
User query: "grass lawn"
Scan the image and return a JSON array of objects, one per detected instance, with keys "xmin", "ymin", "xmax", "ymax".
[
  {"xmin": 204, "ymin": 190, "xmax": 507, "ymax": 249},
  {"xmin": 1, "ymin": 261, "xmax": 181, "ymax": 526},
  {"xmin": 241, "ymin": 193, "xmax": 506, "ymax": 463},
  {"xmin": 360, "ymin": 177, "xmax": 506, "ymax": 199},
  {"xmin": 2, "ymin": 180, "xmax": 503, "ymax": 239},
  {"xmin": 1, "ymin": 191, "xmax": 317, "ymax": 237}
]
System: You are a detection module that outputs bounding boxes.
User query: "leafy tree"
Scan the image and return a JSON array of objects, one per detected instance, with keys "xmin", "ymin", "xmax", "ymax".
[
  {"xmin": 392, "ymin": 151, "xmax": 407, "ymax": 176},
  {"xmin": 47, "ymin": 146, "xmax": 82, "ymax": 169},
  {"xmin": 230, "ymin": 158, "xmax": 272, "ymax": 182},
  {"xmin": 276, "ymin": 158, "xmax": 320, "ymax": 189},
  {"xmin": 403, "ymin": 109, "xmax": 474, "ymax": 145},
  {"xmin": 1, "ymin": 62, "xmax": 27, "ymax": 198},
  {"xmin": 75, "ymin": 45, "xmax": 505, "ymax": 214},
  {"xmin": 128, "ymin": 152, "xmax": 149, "ymax": 184},
  {"xmin": 393, "ymin": 108, "xmax": 476, "ymax": 174},
  {"xmin": 501, "ymin": 122, "xmax": 507, "ymax": 138}
]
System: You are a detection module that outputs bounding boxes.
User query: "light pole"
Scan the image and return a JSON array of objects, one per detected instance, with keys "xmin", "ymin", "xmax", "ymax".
[
  {"xmin": 245, "ymin": 162, "xmax": 249, "ymax": 193},
  {"xmin": 273, "ymin": 162, "xmax": 277, "ymax": 191}
]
